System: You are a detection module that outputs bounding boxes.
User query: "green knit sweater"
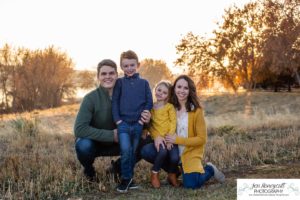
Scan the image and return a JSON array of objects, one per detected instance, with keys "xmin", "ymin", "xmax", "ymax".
[{"xmin": 74, "ymin": 86, "xmax": 116, "ymax": 142}]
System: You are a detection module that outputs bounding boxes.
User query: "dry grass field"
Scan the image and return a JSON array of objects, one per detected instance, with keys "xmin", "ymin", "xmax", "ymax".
[{"xmin": 0, "ymin": 91, "xmax": 300, "ymax": 200}]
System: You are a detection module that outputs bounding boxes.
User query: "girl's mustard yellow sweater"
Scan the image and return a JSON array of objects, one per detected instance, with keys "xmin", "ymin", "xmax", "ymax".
[
  {"xmin": 148, "ymin": 103, "xmax": 176, "ymax": 139},
  {"xmin": 175, "ymin": 108, "xmax": 207, "ymax": 173}
]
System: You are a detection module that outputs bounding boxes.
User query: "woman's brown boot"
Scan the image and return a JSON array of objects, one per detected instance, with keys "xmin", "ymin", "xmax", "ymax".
[
  {"xmin": 167, "ymin": 173, "xmax": 180, "ymax": 187},
  {"xmin": 151, "ymin": 171, "xmax": 160, "ymax": 188}
]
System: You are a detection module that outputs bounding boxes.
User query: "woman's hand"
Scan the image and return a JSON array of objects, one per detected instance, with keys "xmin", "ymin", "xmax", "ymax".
[
  {"xmin": 154, "ymin": 136, "xmax": 165, "ymax": 152},
  {"xmin": 165, "ymin": 134, "xmax": 177, "ymax": 144}
]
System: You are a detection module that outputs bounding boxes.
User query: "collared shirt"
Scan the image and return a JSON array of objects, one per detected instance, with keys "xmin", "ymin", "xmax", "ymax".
[{"xmin": 112, "ymin": 73, "xmax": 153, "ymax": 123}]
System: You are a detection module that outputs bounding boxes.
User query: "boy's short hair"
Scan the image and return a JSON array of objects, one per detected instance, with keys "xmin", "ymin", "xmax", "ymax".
[
  {"xmin": 120, "ymin": 50, "xmax": 139, "ymax": 65},
  {"xmin": 97, "ymin": 59, "xmax": 117, "ymax": 76}
]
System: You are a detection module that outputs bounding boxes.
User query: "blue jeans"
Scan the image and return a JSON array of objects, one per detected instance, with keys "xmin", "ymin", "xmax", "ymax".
[
  {"xmin": 118, "ymin": 121, "xmax": 143, "ymax": 180},
  {"xmin": 182, "ymin": 165, "xmax": 214, "ymax": 189},
  {"xmin": 75, "ymin": 135, "xmax": 153, "ymax": 178},
  {"xmin": 142, "ymin": 143, "xmax": 179, "ymax": 173},
  {"xmin": 141, "ymin": 143, "xmax": 180, "ymax": 173},
  {"xmin": 75, "ymin": 138, "xmax": 120, "ymax": 178}
]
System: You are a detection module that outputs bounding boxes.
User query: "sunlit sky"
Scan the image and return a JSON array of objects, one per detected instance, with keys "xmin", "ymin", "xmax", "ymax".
[{"xmin": 0, "ymin": 0, "xmax": 252, "ymax": 72}]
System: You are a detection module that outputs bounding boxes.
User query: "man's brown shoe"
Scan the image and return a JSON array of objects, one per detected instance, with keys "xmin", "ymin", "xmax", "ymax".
[{"xmin": 151, "ymin": 171, "xmax": 160, "ymax": 188}]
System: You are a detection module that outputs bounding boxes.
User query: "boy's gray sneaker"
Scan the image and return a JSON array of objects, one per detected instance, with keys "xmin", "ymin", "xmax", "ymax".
[
  {"xmin": 117, "ymin": 178, "xmax": 132, "ymax": 193},
  {"xmin": 206, "ymin": 162, "xmax": 225, "ymax": 183},
  {"xmin": 129, "ymin": 180, "xmax": 139, "ymax": 189}
]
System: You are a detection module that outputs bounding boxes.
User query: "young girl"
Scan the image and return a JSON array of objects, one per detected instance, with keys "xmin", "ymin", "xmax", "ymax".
[{"xmin": 146, "ymin": 80, "xmax": 179, "ymax": 188}]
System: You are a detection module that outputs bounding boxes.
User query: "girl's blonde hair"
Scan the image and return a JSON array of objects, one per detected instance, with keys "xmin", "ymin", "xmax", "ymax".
[{"xmin": 153, "ymin": 80, "xmax": 172, "ymax": 102}]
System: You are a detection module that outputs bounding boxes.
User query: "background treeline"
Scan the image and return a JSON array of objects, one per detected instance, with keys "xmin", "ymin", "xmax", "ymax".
[
  {"xmin": 176, "ymin": 0, "xmax": 300, "ymax": 91},
  {"xmin": 0, "ymin": 45, "xmax": 75, "ymax": 113},
  {"xmin": 1, "ymin": 0, "xmax": 299, "ymax": 113},
  {"xmin": 0, "ymin": 45, "xmax": 97, "ymax": 113},
  {"xmin": 0, "ymin": 44, "xmax": 172, "ymax": 113}
]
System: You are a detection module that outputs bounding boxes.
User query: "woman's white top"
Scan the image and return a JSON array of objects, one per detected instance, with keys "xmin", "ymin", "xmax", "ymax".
[{"xmin": 176, "ymin": 110, "xmax": 188, "ymax": 157}]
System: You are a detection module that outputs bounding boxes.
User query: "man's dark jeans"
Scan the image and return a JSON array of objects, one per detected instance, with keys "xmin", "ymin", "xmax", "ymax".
[{"xmin": 75, "ymin": 135, "xmax": 152, "ymax": 179}]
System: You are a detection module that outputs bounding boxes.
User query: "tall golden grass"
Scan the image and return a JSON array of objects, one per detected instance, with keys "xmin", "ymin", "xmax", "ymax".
[{"xmin": 0, "ymin": 92, "xmax": 299, "ymax": 199}]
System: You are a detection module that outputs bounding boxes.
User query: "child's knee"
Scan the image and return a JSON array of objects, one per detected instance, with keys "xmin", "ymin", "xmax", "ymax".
[
  {"xmin": 157, "ymin": 148, "xmax": 168, "ymax": 157},
  {"xmin": 169, "ymin": 154, "xmax": 179, "ymax": 164}
]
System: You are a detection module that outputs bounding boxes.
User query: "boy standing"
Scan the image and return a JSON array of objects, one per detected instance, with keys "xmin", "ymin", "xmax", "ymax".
[{"xmin": 112, "ymin": 50, "xmax": 153, "ymax": 192}]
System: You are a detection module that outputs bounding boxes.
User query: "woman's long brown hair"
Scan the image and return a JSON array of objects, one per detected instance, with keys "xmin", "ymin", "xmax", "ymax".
[{"xmin": 169, "ymin": 75, "xmax": 201, "ymax": 112}]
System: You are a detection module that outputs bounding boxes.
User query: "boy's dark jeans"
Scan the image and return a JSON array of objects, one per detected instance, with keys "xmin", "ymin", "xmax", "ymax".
[{"xmin": 117, "ymin": 121, "xmax": 143, "ymax": 180}]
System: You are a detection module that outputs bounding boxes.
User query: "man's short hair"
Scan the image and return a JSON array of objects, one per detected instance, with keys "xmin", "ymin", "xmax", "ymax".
[
  {"xmin": 120, "ymin": 50, "xmax": 139, "ymax": 65},
  {"xmin": 97, "ymin": 59, "xmax": 117, "ymax": 76}
]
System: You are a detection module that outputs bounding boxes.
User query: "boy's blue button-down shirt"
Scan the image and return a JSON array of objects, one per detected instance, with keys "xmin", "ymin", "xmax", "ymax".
[{"xmin": 112, "ymin": 73, "xmax": 153, "ymax": 123}]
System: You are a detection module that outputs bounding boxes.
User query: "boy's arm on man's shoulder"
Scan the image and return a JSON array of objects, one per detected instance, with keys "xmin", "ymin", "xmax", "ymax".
[
  {"xmin": 74, "ymin": 95, "xmax": 114, "ymax": 142},
  {"xmin": 112, "ymin": 78, "xmax": 122, "ymax": 123},
  {"xmin": 144, "ymin": 80, "xmax": 153, "ymax": 110}
]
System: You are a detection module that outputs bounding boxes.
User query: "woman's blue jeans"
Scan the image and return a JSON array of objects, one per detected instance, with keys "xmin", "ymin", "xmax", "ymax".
[
  {"xmin": 117, "ymin": 121, "xmax": 143, "ymax": 180},
  {"xmin": 182, "ymin": 165, "xmax": 214, "ymax": 189}
]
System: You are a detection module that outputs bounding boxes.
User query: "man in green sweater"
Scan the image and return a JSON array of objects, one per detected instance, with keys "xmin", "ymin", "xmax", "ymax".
[{"xmin": 74, "ymin": 59, "xmax": 151, "ymax": 182}]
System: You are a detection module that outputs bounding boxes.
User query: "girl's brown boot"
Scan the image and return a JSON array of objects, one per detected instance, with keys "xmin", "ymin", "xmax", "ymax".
[
  {"xmin": 167, "ymin": 173, "xmax": 180, "ymax": 187},
  {"xmin": 151, "ymin": 171, "xmax": 160, "ymax": 188}
]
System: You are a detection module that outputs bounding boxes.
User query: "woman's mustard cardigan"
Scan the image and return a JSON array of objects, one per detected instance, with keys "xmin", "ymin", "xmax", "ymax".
[{"xmin": 175, "ymin": 108, "xmax": 207, "ymax": 173}]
